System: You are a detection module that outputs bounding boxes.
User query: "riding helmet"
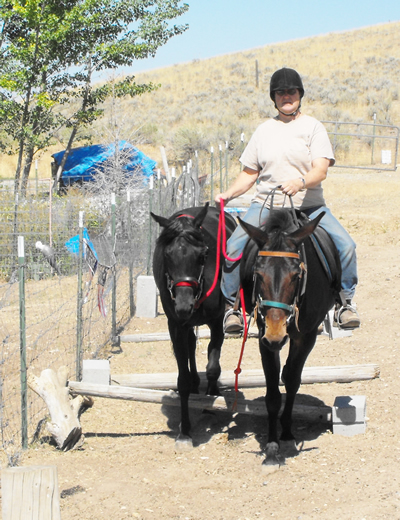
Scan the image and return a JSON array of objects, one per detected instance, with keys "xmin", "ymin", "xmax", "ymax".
[{"xmin": 269, "ymin": 67, "xmax": 305, "ymax": 101}]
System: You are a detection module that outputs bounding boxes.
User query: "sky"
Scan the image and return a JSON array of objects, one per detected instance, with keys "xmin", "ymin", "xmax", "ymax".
[{"xmin": 122, "ymin": 0, "xmax": 400, "ymax": 75}]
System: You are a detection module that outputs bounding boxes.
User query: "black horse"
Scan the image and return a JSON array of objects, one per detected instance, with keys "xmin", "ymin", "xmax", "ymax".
[
  {"xmin": 151, "ymin": 203, "xmax": 236, "ymax": 448},
  {"xmin": 238, "ymin": 208, "xmax": 341, "ymax": 469}
]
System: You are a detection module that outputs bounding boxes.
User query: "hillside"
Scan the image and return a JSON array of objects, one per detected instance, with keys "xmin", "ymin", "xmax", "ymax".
[{"xmin": 1, "ymin": 21, "xmax": 400, "ymax": 178}]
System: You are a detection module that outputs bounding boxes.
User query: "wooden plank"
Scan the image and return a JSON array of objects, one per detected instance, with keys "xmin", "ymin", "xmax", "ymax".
[
  {"xmin": 111, "ymin": 364, "xmax": 380, "ymax": 390},
  {"xmin": 119, "ymin": 327, "xmax": 259, "ymax": 343},
  {"xmin": 2, "ymin": 466, "xmax": 61, "ymax": 520},
  {"xmin": 68, "ymin": 381, "xmax": 332, "ymax": 423}
]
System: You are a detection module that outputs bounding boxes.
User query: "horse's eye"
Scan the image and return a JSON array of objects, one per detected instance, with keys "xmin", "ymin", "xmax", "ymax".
[{"xmin": 290, "ymin": 272, "xmax": 300, "ymax": 284}]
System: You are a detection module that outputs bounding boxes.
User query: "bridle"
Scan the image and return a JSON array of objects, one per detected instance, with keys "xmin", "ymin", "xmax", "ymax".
[
  {"xmin": 165, "ymin": 214, "xmax": 208, "ymax": 305},
  {"xmin": 253, "ymin": 249, "xmax": 307, "ymax": 327},
  {"xmin": 166, "ymin": 264, "xmax": 206, "ymax": 304}
]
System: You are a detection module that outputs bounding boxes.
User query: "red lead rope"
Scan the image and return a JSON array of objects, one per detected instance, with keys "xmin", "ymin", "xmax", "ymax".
[
  {"xmin": 196, "ymin": 199, "xmax": 243, "ymax": 307},
  {"xmin": 196, "ymin": 200, "xmax": 248, "ymax": 399}
]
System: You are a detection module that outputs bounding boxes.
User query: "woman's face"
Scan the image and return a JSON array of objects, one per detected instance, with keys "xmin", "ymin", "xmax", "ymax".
[{"xmin": 274, "ymin": 88, "xmax": 301, "ymax": 115}]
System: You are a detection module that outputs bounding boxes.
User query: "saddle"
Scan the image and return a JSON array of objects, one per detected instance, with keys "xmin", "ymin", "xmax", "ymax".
[{"xmin": 296, "ymin": 211, "xmax": 342, "ymax": 295}]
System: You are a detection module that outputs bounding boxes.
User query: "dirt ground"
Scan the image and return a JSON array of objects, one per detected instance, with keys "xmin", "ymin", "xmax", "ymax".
[{"xmin": 11, "ymin": 172, "xmax": 400, "ymax": 519}]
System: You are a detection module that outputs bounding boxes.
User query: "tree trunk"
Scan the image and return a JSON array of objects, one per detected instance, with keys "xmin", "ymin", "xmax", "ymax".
[
  {"xmin": 28, "ymin": 366, "xmax": 93, "ymax": 451},
  {"xmin": 21, "ymin": 145, "xmax": 35, "ymax": 198}
]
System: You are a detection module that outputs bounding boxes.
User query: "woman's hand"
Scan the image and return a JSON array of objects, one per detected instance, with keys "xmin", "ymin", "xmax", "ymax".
[
  {"xmin": 215, "ymin": 193, "xmax": 229, "ymax": 206},
  {"xmin": 280, "ymin": 178, "xmax": 305, "ymax": 196}
]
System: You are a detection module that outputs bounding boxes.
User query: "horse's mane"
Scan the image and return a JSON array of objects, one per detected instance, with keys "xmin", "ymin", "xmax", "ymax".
[
  {"xmin": 262, "ymin": 209, "xmax": 298, "ymax": 250},
  {"xmin": 157, "ymin": 217, "xmax": 205, "ymax": 249}
]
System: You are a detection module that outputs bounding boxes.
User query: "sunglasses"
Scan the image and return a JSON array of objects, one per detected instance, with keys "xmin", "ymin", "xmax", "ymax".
[{"xmin": 275, "ymin": 88, "xmax": 298, "ymax": 96}]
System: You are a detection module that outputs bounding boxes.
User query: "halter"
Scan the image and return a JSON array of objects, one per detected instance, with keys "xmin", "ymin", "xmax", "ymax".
[
  {"xmin": 253, "ymin": 250, "xmax": 306, "ymax": 326},
  {"xmin": 165, "ymin": 213, "xmax": 207, "ymax": 304},
  {"xmin": 166, "ymin": 265, "xmax": 205, "ymax": 303}
]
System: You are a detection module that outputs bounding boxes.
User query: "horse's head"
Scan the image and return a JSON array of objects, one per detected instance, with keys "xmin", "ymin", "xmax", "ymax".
[
  {"xmin": 239, "ymin": 210, "xmax": 325, "ymax": 351},
  {"xmin": 151, "ymin": 204, "xmax": 209, "ymax": 320}
]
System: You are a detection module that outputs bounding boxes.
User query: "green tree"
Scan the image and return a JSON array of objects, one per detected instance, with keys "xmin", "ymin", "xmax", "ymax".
[{"xmin": 0, "ymin": 0, "xmax": 188, "ymax": 195}]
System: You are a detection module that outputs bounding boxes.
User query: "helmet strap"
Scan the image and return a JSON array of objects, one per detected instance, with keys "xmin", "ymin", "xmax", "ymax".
[{"xmin": 276, "ymin": 102, "xmax": 302, "ymax": 118}]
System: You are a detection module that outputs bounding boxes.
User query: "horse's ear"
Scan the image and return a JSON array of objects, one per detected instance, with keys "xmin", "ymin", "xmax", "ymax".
[
  {"xmin": 151, "ymin": 212, "xmax": 171, "ymax": 228},
  {"xmin": 193, "ymin": 202, "xmax": 209, "ymax": 228},
  {"xmin": 287, "ymin": 211, "xmax": 325, "ymax": 246},
  {"xmin": 238, "ymin": 217, "xmax": 269, "ymax": 249}
]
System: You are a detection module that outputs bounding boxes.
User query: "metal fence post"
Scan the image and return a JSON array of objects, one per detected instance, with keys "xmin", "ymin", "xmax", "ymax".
[
  {"xmin": 76, "ymin": 211, "xmax": 84, "ymax": 381},
  {"xmin": 240, "ymin": 133, "xmax": 245, "ymax": 171},
  {"xmin": 127, "ymin": 190, "xmax": 134, "ymax": 317},
  {"xmin": 210, "ymin": 147, "xmax": 214, "ymax": 204},
  {"xmin": 225, "ymin": 141, "xmax": 229, "ymax": 191},
  {"xmin": 219, "ymin": 144, "xmax": 223, "ymax": 193},
  {"xmin": 371, "ymin": 113, "xmax": 376, "ymax": 164},
  {"xmin": 147, "ymin": 176, "xmax": 154, "ymax": 275},
  {"xmin": 111, "ymin": 193, "xmax": 117, "ymax": 344},
  {"xmin": 18, "ymin": 236, "xmax": 28, "ymax": 450}
]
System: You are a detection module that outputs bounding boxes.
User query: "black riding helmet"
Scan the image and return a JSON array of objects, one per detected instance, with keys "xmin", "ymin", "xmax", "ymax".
[{"xmin": 269, "ymin": 67, "xmax": 305, "ymax": 102}]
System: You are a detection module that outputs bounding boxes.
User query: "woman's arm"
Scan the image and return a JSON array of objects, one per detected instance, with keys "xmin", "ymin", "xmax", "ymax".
[
  {"xmin": 280, "ymin": 157, "xmax": 330, "ymax": 197},
  {"xmin": 215, "ymin": 166, "xmax": 259, "ymax": 204}
]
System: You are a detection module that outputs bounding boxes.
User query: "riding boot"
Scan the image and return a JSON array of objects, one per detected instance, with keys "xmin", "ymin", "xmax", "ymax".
[
  {"xmin": 335, "ymin": 300, "xmax": 360, "ymax": 329},
  {"xmin": 223, "ymin": 304, "xmax": 244, "ymax": 334}
]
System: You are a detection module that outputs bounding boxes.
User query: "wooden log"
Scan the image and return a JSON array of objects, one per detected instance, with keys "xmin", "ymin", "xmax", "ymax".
[
  {"xmin": 119, "ymin": 327, "xmax": 259, "ymax": 343},
  {"xmin": 28, "ymin": 366, "xmax": 93, "ymax": 451},
  {"xmin": 112, "ymin": 364, "xmax": 380, "ymax": 390},
  {"xmin": 2, "ymin": 466, "xmax": 61, "ymax": 520},
  {"xmin": 68, "ymin": 381, "xmax": 332, "ymax": 423}
]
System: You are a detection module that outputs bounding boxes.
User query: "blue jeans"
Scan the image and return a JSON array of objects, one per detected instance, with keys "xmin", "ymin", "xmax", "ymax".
[{"xmin": 222, "ymin": 202, "xmax": 358, "ymax": 304}]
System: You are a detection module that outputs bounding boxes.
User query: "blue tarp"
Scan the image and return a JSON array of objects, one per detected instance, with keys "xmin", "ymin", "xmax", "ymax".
[{"xmin": 52, "ymin": 141, "xmax": 157, "ymax": 185}]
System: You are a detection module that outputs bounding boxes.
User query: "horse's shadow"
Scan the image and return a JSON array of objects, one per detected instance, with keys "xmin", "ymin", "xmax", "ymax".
[{"xmin": 160, "ymin": 390, "xmax": 330, "ymax": 462}]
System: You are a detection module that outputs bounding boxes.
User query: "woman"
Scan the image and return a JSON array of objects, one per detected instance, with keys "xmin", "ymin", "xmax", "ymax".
[{"xmin": 215, "ymin": 67, "xmax": 360, "ymax": 333}]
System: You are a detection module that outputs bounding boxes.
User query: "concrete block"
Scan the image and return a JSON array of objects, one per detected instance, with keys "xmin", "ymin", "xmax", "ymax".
[
  {"xmin": 332, "ymin": 395, "xmax": 367, "ymax": 436},
  {"xmin": 136, "ymin": 275, "xmax": 158, "ymax": 318},
  {"xmin": 82, "ymin": 359, "xmax": 110, "ymax": 385},
  {"xmin": 333, "ymin": 422, "xmax": 366, "ymax": 436}
]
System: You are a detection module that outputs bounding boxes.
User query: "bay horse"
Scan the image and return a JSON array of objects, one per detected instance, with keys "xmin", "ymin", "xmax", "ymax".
[
  {"xmin": 238, "ymin": 208, "xmax": 341, "ymax": 469},
  {"xmin": 151, "ymin": 203, "xmax": 236, "ymax": 448}
]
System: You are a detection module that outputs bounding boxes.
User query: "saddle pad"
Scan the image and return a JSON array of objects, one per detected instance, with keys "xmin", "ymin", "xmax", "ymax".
[{"xmin": 311, "ymin": 226, "xmax": 342, "ymax": 293}]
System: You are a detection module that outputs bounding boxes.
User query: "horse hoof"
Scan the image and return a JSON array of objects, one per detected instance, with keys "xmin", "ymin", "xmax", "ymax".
[
  {"xmin": 280, "ymin": 439, "xmax": 299, "ymax": 457},
  {"xmin": 262, "ymin": 441, "xmax": 283, "ymax": 472},
  {"xmin": 175, "ymin": 434, "xmax": 193, "ymax": 452}
]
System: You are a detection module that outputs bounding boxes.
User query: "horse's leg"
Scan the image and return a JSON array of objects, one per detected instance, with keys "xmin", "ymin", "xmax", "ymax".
[
  {"xmin": 260, "ymin": 342, "xmax": 283, "ymax": 469},
  {"xmin": 280, "ymin": 330, "xmax": 318, "ymax": 442},
  {"xmin": 168, "ymin": 321, "xmax": 193, "ymax": 448},
  {"xmin": 188, "ymin": 327, "xmax": 200, "ymax": 394},
  {"xmin": 205, "ymin": 319, "xmax": 224, "ymax": 396}
]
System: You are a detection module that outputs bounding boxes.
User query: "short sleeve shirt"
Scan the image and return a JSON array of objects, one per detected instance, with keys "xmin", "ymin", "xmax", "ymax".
[{"xmin": 240, "ymin": 115, "xmax": 335, "ymax": 209}]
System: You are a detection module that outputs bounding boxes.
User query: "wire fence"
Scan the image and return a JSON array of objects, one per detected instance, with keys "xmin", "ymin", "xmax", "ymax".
[
  {"xmin": 0, "ymin": 164, "xmax": 214, "ymax": 466},
  {"xmin": 0, "ymin": 179, "xmax": 152, "ymax": 465}
]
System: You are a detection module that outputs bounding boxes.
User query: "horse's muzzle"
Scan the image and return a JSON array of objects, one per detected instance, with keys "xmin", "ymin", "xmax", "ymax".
[
  {"xmin": 174, "ymin": 291, "xmax": 195, "ymax": 320},
  {"xmin": 262, "ymin": 309, "xmax": 289, "ymax": 351}
]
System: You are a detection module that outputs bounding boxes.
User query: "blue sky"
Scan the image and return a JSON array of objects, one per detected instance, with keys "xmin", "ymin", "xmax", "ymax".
[{"xmin": 125, "ymin": 0, "xmax": 400, "ymax": 75}]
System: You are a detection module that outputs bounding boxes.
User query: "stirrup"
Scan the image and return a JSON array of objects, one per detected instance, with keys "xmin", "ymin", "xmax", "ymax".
[
  {"xmin": 223, "ymin": 308, "xmax": 245, "ymax": 334},
  {"xmin": 335, "ymin": 303, "xmax": 360, "ymax": 329}
]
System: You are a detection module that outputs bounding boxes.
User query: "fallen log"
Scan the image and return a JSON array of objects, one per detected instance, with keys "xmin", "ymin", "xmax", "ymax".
[
  {"xmin": 28, "ymin": 367, "xmax": 93, "ymax": 451},
  {"xmin": 119, "ymin": 327, "xmax": 259, "ymax": 343},
  {"xmin": 68, "ymin": 381, "xmax": 332, "ymax": 423},
  {"xmin": 112, "ymin": 364, "xmax": 380, "ymax": 390}
]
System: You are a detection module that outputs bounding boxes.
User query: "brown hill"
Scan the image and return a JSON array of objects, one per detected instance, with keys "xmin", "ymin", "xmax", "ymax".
[{"xmin": 1, "ymin": 21, "xmax": 399, "ymax": 178}]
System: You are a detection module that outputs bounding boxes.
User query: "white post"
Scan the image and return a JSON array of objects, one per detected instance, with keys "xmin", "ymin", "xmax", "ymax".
[{"xmin": 2, "ymin": 466, "xmax": 61, "ymax": 520}]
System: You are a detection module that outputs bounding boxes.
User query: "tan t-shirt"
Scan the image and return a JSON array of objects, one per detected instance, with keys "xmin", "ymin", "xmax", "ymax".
[{"xmin": 240, "ymin": 115, "xmax": 335, "ymax": 209}]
